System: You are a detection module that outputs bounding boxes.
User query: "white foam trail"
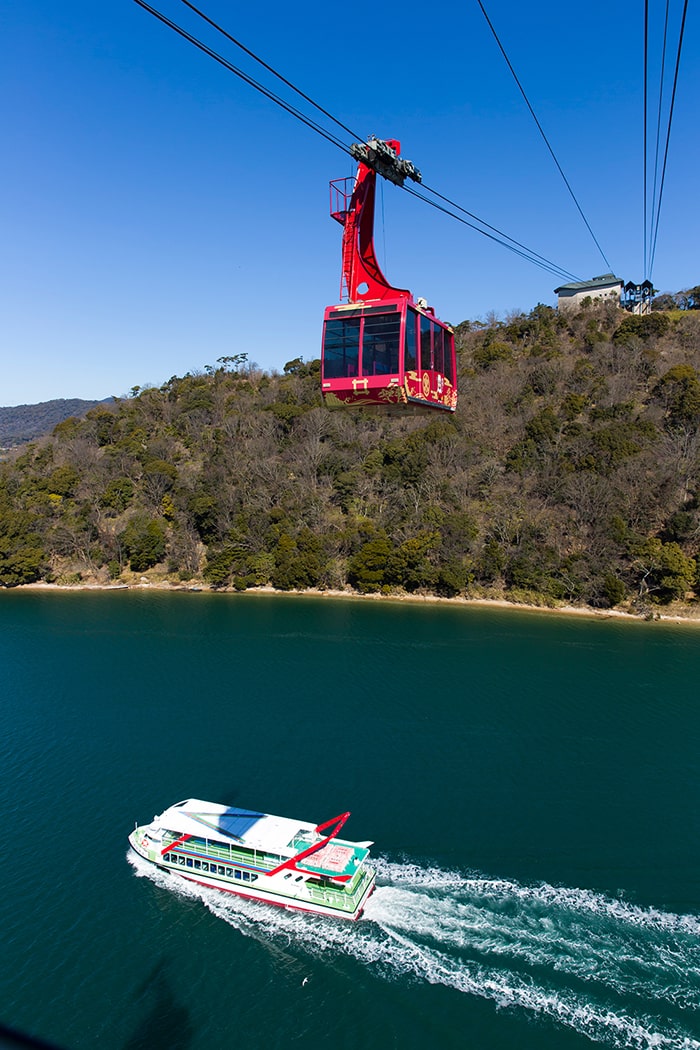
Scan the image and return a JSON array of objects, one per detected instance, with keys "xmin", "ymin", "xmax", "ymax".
[
  {"xmin": 365, "ymin": 884, "xmax": 700, "ymax": 1010},
  {"xmin": 373, "ymin": 857, "xmax": 700, "ymax": 936},
  {"xmin": 376, "ymin": 925, "xmax": 700, "ymax": 1050},
  {"xmin": 128, "ymin": 850, "xmax": 700, "ymax": 1049}
]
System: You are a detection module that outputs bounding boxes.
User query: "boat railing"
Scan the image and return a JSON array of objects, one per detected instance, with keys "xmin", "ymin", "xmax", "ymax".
[
  {"xmin": 304, "ymin": 868, "xmax": 374, "ymax": 912},
  {"xmin": 159, "ymin": 833, "xmax": 283, "ymax": 872}
]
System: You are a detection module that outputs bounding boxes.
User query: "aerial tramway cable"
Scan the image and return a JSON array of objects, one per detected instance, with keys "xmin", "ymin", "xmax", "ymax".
[
  {"xmin": 474, "ymin": 0, "xmax": 612, "ymax": 274},
  {"xmin": 175, "ymin": 0, "xmax": 365, "ymax": 143},
  {"xmin": 647, "ymin": 0, "xmax": 671, "ymax": 279},
  {"xmin": 648, "ymin": 0, "xmax": 689, "ymax": 280},
  {"xmin": 403, "ymin": 184, "xmax": 579, "ymax": 282},
  {"xmin": 171, "ymin": 0, "xmax": 579, "ymax": 282},
  {"xmin": 643, "ymin": 0, "xmax": 649, "ymax": 279},
  {"xmin": 132, "ymin": 0, "xmax": 351, "ymax": 154},
  {"xmin": 132, "ymin": 0, "xmax": 581, "ymax": 283}
]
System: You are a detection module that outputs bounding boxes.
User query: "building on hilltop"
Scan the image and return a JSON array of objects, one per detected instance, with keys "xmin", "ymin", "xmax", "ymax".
[
  {"xmin": 554, "ymin": 273, "xmax": 624, "ymax": 312},
  {"xmin": 622, "ymin": 279, "xmax": 654, "ymax": 315}
]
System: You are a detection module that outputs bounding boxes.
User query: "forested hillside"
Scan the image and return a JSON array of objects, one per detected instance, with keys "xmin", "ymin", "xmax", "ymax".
[
  {"xmin": 0, "ymin": 398, "xmax": 111, "ymax": 448},
  {"xmin": 2, "ymin": 299, "xmax": 700, "ymax": 613}
]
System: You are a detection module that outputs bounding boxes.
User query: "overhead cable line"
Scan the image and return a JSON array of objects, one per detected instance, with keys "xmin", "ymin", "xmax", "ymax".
[
  {"xmin": 416, "ymin": 180, "xmax": 580, "ymax": 281},
  {"xmin": 475, "ymin": 0, "xmax": 613, "ymax": 273},
  {"xmin": 176, "ymin": 0, "xmax": 365, "ymax": 143},
  {"xmin": 132, "ymin": 0, "xmax": 351, "ymax": 155},
  {"xmin": 643, "ymin": 0, "xmax": 649, "ymax": 278},
  {"xmin": 403, "ymin": 183, "xmax": 579, "ymax": 281},
  {"xmin": 648, "ymin": 0, "xmax": 671, "ymax": 278},
  {"xmin": 648, "ymin": 0, "xmax": 689, "ymax": 280},
  {"xmin": 133, "ymin": 0, "xmax": 580, "ymax": 282},
  {"xmin": 172, "ymin": 0, "xmax": 578, "ymax": 280}
]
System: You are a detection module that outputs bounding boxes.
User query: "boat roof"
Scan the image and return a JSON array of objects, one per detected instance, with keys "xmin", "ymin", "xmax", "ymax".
[{"xmin": 155, "ymin": 799, "xmax": 370, "ymax": 866}]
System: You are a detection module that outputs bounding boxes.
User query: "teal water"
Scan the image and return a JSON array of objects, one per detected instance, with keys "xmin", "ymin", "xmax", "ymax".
[{"xmin": 1, "ymin": 591, "xmax": 699, "ymax": 1049}]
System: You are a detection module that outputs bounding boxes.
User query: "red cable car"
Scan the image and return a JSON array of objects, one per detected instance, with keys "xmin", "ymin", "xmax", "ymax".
[{"xmin": 321, "ymin": 138, "xmax": 457, "ymax": 413}]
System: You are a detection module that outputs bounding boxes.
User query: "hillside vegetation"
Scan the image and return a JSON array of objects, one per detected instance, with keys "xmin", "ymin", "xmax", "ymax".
[
  {"xmin": 0, "ymin": 398, "xmax": 111, "ymax": 448},
  {"xmin": 2, "ymin": 300, "xmax": 700, "ymax": 614}
]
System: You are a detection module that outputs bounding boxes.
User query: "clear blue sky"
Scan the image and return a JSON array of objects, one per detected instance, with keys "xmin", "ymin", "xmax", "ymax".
[{"xmin": 1, "ymin": 0, "xmax": 698, "ymax": 405}]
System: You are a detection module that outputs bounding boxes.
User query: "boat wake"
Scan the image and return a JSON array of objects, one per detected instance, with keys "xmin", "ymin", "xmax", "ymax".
[{"xmin": 128, "ymin": 851, "xmax": 700, "ymax": 1048}]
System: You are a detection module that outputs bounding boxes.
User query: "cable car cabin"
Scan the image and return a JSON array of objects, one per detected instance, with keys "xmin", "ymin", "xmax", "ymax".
[
  {"xmin": 322, "ymin": 301, "xmax": 456, "ymax": 412},
  {"xmin": 321, "ymin": 137, "xmax": 458, "ymax": 414}
]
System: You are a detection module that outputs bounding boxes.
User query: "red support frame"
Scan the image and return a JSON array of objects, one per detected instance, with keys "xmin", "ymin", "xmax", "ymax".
[{"xmin": 265, "ymin": 812, "xmax": 351, "ymax": 878}]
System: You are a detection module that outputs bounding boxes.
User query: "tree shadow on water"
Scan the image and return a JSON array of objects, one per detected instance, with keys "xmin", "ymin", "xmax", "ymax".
[{"xmin": 123, "ymin": 960, "xmax": 194, "ymax": 1050}]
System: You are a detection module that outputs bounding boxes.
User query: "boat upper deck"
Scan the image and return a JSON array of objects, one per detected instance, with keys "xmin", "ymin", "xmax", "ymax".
[{"xmin": 152, "ymin": 799, "xmax": 371, "ymax": 877}]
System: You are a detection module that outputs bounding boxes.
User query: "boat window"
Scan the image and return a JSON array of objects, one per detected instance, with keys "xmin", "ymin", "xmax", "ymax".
[
  {"xmin": 226, "ymin": 867, "xmax": 233, "ymax": 877},
  {"xmin": 242, "ymin": 872, "xmax": 250, "ymax": 882},
  {"xmin": 405, "ymin": 309, "xmax": 417, "ymax": 372},
  {"xmin": 323, "ymin": 316, "xmax": 361, "ymax": 379},
  {"xmin": 186, "ymin": 858, "xmax": 193, "ymax": 868},
  {"xmin": 234, "ymin": 870, "xmax": 241, "ymax": 880},
  {"xmin": 217, "ymin": 865, "xmax": 225, "ymax": 875},
  {"xmin": 179, "ymin": 857, "xmax": 186, "ymax": 866},
  {"xmin": 194, "ymin": 860, "xmax": 201, "ymax": 870},
  {"xmin": 250, "ymin": 874, "xmax": 258, "ymax": 882},
  {"xmin": 420, "ymin": 314, "xmax": 432, "ymax": 370},
  {"xmin": 163, "ymin": 853, "xmax": 170, "ymax": 862},
  {"xmin": 283, "ymin": 873, "xmax": 292, "ymax": 880},
  {"xmin": 362, "ymin": 313, "xmax": 401, "ymax": 376},
  {"xmin": 201, "ymin": 862, "xmax": 208, "ymax": 872}
]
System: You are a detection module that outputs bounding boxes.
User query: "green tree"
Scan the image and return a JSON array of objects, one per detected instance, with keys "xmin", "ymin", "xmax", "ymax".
[
  {"xmin": 120, "ymin": 516, "xmax": 167, "ymax": 572},
  {"xmin": 0, "ymin": 510, "xmax": 47, "ymax": 586},
  {"xmin": 348, "ymin": 533, "xmax": 393, "ymax": 593},
  {"xmin": 653, "ymin": 365, "xmax": 700, "ymax": 429},
  {"xmin": 632, "ymin": 538, "xmax": 696, "ymax": 603},
  {"xmin": 271, "ymin": 531, "xmax": 323, "ymax": 590},
  {"xmin": 387, "ymin": 531, "xmax": 439, "ymax": 591},
  {"xmin": 100, "ymin": 477, "xmax": 134, "ymax": 512}
]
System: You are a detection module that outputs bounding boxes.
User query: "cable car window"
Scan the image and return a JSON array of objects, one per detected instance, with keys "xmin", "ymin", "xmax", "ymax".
[
  {"xmin": 433, "ymin": 324, "xmax": 445, "ymax": 375},
  {"xmin": 444, "ymin": 333, "xmax": 455, "ymax": 384},
  {"xmin": 323, "ymin": 316, "xmax": 360, "ymax": 378},
  {"xmin": 405, "ymin": 309, "xmax": 417, "ymax": 372},
  {"xmin": 420, "ymin": 314, "xmax": 432, "ymax": 370},
  {"xmin": 362, "ymin": 314, "xmax": 401, "ymax": 375}
]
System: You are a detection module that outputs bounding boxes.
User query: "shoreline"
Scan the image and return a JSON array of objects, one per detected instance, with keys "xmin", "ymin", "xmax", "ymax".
[{"xmin": 7, "ymin": 579, "xmax": 700, "ymax": 625}]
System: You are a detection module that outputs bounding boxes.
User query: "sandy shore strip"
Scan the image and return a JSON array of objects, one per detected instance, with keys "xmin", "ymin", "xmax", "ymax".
[{"xmin": 8, "ymin": 578, "xmax": 700, "ymax": 625}]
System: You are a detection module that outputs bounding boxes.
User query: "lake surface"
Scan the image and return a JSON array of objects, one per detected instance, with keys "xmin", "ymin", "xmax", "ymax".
[{"xmin": 1, "ymin": 591, "xmax": 699, "ymax": 1049}]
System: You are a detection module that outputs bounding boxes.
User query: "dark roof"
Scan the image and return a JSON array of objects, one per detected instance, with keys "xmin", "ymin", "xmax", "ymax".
[
  {"xmin": 554, "ymin": 273, "xmax": 623, "ymax": 294},
  {"xmin": 624, "ymin": 280, "xmax": 654, "ymax": 292}
]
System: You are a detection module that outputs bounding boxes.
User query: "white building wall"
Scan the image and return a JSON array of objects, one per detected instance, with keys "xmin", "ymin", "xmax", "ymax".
[{"xmin": 557, "ymin": 284, "xmax": 623, "ymax": 312}]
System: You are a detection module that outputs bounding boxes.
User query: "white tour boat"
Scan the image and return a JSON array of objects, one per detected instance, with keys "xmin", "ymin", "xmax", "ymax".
[{"xmin": 129, "ymin": 799, "xmax": 375, "ymax": 920}]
